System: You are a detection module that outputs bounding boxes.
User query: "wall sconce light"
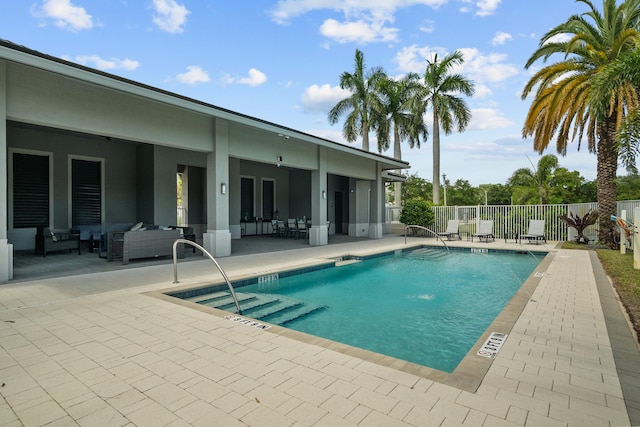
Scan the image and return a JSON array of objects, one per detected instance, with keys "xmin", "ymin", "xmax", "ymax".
[
  {"xmin": 220, "ymin": 182, "xmax": 227, "ymax": 195},
  {"xmin": 322, "ymin": 190, "xmax": 326, "ymax": 199},
  {"xmin": 276, "ymin": 155, "xmax": 283, "ymax": 167}
]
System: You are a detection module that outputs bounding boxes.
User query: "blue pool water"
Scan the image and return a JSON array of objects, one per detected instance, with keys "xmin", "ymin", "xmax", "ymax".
[{"xmin": 220, "ymin": 248, "xmax": 540, "ymax": 372}]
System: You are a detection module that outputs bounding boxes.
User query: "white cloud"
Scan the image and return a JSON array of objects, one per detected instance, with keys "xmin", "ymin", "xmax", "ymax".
[
  {"xmin": 467, "ymin": 108, "xmax": 514, "ymax": 130},
  {"xmin": 222, "ymin": 68, "xmax": 267, "ymax": 87},
  {"xmin": 476, "ymin": 0, "xmax": 501, "ymax": 16},
  {"xmin": 300, "ymin": 84, "xmax": 351, "ymax": 114},
  {"xmin": 152, "ymin": 0, "xmax": 189, "ymax": 33},
  {"xmin": 419, "ymin": 19, "xmax": 435, "ymax": 33},
  {"xmin": 320, "ymin": 17, "xmax": 398, "ymax": 44},
  {"xmin": 458, "ymin": 0, "xmax": 501, "ymax": 16},
  {"xmin": 33, "ymin": 0, "xmax": 93, "ymax": 32},
  {"xmin": 492, "ymin": 31, "xmax": 512, "ymax": 46},
  {"xmin": 268, "ymin": 0, "xmax": 448, "ymax": 25},
  {"xmin": 73, "ymin": 55, "xmax": 139, "ymax": 71},
  {"xmin": 176, "ymin": 66, "xmax": 210, "ymax": 84},
  {"xmin": 544, "ymin": 33, "xmax": 572, "ymax": 45}
]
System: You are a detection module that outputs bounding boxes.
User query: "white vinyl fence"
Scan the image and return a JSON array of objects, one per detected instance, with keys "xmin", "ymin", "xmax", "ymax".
[{"xmin": 387, "ymin": 200, "xmax": 640, "ymax": 242}]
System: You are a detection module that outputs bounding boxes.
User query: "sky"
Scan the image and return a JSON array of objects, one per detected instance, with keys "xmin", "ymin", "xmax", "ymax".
[{"xmin": 0, "ymin": 0, "xmax": 606, "ymax": 186}]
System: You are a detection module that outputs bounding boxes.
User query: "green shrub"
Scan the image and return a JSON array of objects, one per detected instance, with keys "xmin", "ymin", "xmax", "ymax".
[{"xmin": 399, "ymin": 199, "xmax": 435, "ymax": 228}]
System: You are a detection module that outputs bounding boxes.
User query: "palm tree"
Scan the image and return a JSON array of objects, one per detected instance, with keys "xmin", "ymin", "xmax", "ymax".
[
  {"xmin": 419, "ymin": 51, "xmax": 475, "ymax": 205},
  {"xmin": 373, "ymin": 73, "xmax": 429, "ymax": 204},
  {"xmin": 373, "ymin": 73, "xmax": 428, "ymax": 159},
  {"xmin": 591, "ymin": 49, "xmax": 640, "ymax": 174},
  {"xmin": 328, "ymin": 49, "xmax": 385, "ymax": 152},
  {"xmin": 522, "ymin": 0, "xmax": 640, "ymax": 247},
  {"xmin": 507, "ymin": 154, "xmax": 559, "ymax": 204}
]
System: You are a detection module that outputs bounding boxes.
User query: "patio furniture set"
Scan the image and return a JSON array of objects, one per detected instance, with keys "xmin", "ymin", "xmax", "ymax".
[
  {"xmin": 437, "ymin": 219, "xmax": 547, "ymax": 244},
  {"xmin": 35, "ymin": 223, "xmax": 195, "ymax": 264}
]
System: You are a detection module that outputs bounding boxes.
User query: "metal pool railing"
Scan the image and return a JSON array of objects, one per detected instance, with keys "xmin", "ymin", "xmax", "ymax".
[
  {"xmin": 404, "ymin": 225, "xmax": 449, "ymax": 251},
  {"xmin": 172, "ymin": 239, "xmax": 242, "ymax": 314}
]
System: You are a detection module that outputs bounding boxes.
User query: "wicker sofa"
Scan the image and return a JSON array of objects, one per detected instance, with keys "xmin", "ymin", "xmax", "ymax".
[
  {"xmin": 107, "ymin": 228, "xmax": 184, "ymax": 264},
  {"xmin": 35, "ymin": 227, "xmax": 81, "ymax": 257}
]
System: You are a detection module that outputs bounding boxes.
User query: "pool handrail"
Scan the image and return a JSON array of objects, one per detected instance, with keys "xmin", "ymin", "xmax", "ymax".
[
  {"xmin": 172, "ymin": 239, "xmax": 242, "ymax": 314},
  {"xmin": 404, "ymin": 225, "xmax": 450, "ymax": 251}
]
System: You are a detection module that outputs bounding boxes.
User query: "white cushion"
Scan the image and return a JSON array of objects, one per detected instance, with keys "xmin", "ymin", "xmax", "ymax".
[{"xmin": 130, "ymin": 221, "xmax": 144, "ymax": 231}]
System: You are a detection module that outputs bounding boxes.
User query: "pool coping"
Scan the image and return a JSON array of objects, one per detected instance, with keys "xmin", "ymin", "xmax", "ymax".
[{"xmin": 146, "ymin": 244, "xmax": 554, "ymax": 393}]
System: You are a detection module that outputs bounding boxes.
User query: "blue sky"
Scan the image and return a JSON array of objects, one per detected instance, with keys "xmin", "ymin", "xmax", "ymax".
[{"xmin": 1, "ymin": 0, "xmax": 602, "ymax": 185}]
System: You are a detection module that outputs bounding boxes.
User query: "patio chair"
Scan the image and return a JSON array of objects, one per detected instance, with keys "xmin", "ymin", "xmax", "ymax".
[
  {"xmin": 519, "ymin": 219, "xmax": 546, "ymax": 244},
  {"xmin": 437, "ymin": 220, "xmax": 461, "ymax": 240},
  {"xmin": 472, "ymin": 220, "xmax": 494, "ymax": 242},
  {"xmin": 296, "ymin": 219, "xmax": 308, "ymax": 239},
  {"xmin": 286, "ymin": 219, "xmax": 297, "ymax": 238}
]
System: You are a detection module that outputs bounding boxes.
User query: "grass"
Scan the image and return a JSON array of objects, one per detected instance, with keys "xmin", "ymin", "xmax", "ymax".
[{"xmin": 562, "ymin": 241, "xmax": 640, "ymax": 338}]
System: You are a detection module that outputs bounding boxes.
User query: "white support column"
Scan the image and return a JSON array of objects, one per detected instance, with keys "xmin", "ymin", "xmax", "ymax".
[
  {"xmin": 634, "ymin": 207, "xmax": 639, "ymax": 270},
  {"xmin": 0, "ymin": 60, "xmax": 13, "ymax": 282},
  {"xmin": 309, "ymin": 147, "xmax": 328, "ymax": 246},
  {"xmin": 368, "ymin": 164, "xmax": 383, "ymax": 239},
  {"xmin": 203, "ymin": 118, "xmax": 231, "ymax": 257},
  {"xmin": 620, "ymin": 210, "xmax": 627, "ymax": 254}
]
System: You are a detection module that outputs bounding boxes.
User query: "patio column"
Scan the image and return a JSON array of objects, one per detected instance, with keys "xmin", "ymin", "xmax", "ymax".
[
  {"xmin": 203, "ymin": 118, "xmax": 231, "ymax": 257},
  {"xmin": 368, "ymin": 164, "xmax": 383, "ymax": 239},
  {"xmin": 349, "ymin": 179, "xmax": 371, "ymax": 237},
  {"xmin": 309, "ymin": 147, "xmax": 328, "ymax": 246},
  {"xmin": 0, "ymin": 60, "xmax": 13, "ymax": 281}
]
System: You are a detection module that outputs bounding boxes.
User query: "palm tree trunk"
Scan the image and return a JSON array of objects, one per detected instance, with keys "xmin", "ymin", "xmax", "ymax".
[
  {"xmin": 432, "ymin": 110, "xmax": 441, "ymax": 205},
  {"xmin": 393, "ymin": 124, "xmax": 402, "ymax": 206},
  {"xmin": 596, "ymin": 116, "xmax": 618, "ymax": 247},
  {"xmin": 362, "ymin": 121, "xmax": 370, "ymax": 151}
]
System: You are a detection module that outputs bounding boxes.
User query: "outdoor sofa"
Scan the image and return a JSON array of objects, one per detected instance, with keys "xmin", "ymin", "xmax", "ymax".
[
  {"xmin": 35, "ymin": 227, "xmax": 81, "ymax": 257},
  {"xmin": 107, "ymin": 225, "xmax": 184, "ymax": 264}
]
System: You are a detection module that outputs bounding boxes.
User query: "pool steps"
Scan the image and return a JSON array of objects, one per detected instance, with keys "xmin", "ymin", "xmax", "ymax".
[
  {"xmin": 402, "ymin": 247, "xmax": 450, "ymax": 260},
  {"xmin": 190, "ymin": 291, "xmax": 327, "ymax": 326}
]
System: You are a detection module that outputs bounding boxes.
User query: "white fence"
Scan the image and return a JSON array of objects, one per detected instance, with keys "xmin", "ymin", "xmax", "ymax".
[{"xmin": 387, "ymin": 200, "xmax": 640, "ymax": 242}]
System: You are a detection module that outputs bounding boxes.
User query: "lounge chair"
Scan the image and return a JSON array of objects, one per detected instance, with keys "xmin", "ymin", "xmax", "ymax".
[
  {"xmin": 296, "ymin": 219, "xmax": 308, "ymax": 239},
  {"xmin": 437, "ymin": 220, "xmax": 461, "ymax": 240},
  {"xmin": 520, "ymin": 219, "xmax": 546, "ymax": 244},
  {"xmin": 472, "ymin": 220, "xmax": 494, "ymax": 242}
]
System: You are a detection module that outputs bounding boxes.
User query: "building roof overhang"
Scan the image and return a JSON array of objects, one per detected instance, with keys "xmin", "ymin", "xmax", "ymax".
[{"xmin": 0, "ymin": 39, "xmax": 409, "ymax": 172}]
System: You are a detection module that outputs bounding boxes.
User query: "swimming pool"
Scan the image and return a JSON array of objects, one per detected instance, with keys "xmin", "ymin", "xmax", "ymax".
[{"xmin": 175, "ymin": 247, "xmax": 543, "ymax": 373}]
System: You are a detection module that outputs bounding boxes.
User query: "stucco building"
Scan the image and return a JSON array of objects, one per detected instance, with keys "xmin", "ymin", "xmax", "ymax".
[{"xmin": 0, "ymin": 40, "xmax": 408, "ymax": 282}]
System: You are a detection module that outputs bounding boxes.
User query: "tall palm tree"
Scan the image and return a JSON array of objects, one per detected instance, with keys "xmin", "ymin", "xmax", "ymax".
[
  {"xmin": 419, "ymin": 51, "xmax": 475, "ymax": 205},
  {"xmin": 522, "ymin": 0, "xmax": 640, "ymax": 247},
  {"xmin": 373, "ymin": 73, "xmax": 429, "ymax": 204},
  {"xmin": 328, "ymin": 49, "xmax": 385, "ymax": 152},
  {"xmin": 373, "ymin": 73, "xmax": 428, "ymax": 159},
  {"xmin": 591, "ymin": 49, "xmax": 640, "ymax": 174}
]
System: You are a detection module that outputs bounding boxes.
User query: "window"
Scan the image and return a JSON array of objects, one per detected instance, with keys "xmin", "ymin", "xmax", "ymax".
[
  {"xmin": 72, "ymin": 158, "xmax": 102, "ymax": 225},
  {"xmin": 240, "ymin": 177, "xmax": 254, "ymax": 220},
  {"xmin": 12, "ymin": 152, "xmax": 50, "ymax": 228},
  {"xmin": 262, "ymin": 179, "xmax": 275, "ymax": 220}
]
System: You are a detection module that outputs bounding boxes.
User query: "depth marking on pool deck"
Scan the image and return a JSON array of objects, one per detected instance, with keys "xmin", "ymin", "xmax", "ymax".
[
  {"xmin": 224, "ymin": 315, "xmax": 271, "ymax": 330},
  {"xmin": 258, "ymin": 273, "xmax": 278, "ymax": 283},
  {"xmin": 476, "ymin": 332, "xmax": 508, "ymax": 358}
]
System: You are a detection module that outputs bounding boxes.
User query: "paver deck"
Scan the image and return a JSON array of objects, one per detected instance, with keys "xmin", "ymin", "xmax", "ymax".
[{"xmin": 1, "ymin": 236, "xmax": 639, "ymax": 426}]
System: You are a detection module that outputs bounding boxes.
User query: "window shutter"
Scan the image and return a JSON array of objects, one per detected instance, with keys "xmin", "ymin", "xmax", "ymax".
[
  {"xmin": 72, "ymin": 159, "xmax": 102, "ymax": 225},
  {"xmin": 13, "ymin": 153, "xmax": 49, "ymax": 228}
]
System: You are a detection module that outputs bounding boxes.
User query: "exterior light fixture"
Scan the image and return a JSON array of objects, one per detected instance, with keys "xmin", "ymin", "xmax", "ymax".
[
  {"xmin": 277, "ymin": 155, "xmax": 283, "ymax": 167},
  {"xmin": 221, "ymin": 182, "xmax": 227, "ymax": 195},
  {"xmin": 322, "ymin": 190, "xmax": 326, "ymax": 199}
]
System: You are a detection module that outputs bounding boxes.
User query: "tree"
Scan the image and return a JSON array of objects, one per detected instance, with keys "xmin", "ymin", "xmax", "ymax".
[
  {"xmin": 591, "ymin": 49, "xmax": 640, "ymax": 174},
  {"xmin": 522, "ymin": 0, "xmax": 640, "ymax": 247},
  {"xmin": 374, "ymin": 73, "xmax": 429, "ymax": 204},
  {"xmin": 617, "ymin": 174, "xmax": 640, "ymax": 200},
  {"xmin": 419, "ymin": 51, "xmax": 475, "ymax": 205},
  {"xmin": 373, "ymin": 73, "xmax": 428, "ymax": 158},
  {"xmin": 400, "ymin": 173, "xmax": 432, "ymax": 202},
  {"xmin": 448, "ymin": 179, "xmax": 481, "ymax": 206},
  {"xmin": 506, "ymin": 155, "xmax": 559, "ymax": 204},
  {"xmin": 328, "ymin": 49, "xmax": 385, "ymax": 152},
  {"xmin": 398, "ymin": 199, "xmax": 435, "ymax": 231}
]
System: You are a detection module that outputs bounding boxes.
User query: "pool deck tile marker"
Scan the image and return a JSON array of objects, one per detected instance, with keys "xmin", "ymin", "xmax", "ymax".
[{"xmin": 1, "ymin": 236, "xmax": 638, "ymax": 426}]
